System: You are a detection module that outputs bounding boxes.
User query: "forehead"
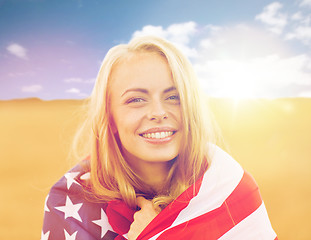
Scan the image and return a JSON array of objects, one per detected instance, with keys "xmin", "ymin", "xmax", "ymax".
[
  {"xmin": 113, "ymin": 51, "xmax": 169, "ymax": 76},
  {"xmin": 109, "ymin": 52, "xmax": 174, "ymax": 93}
]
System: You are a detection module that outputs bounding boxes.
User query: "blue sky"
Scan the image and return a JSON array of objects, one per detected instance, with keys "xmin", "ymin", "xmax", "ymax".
[{"xmin": 1, "ymin": 0, "xmax": 311, "ymax": 100}]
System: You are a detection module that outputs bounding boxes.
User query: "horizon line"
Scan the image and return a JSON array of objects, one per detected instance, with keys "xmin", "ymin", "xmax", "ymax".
[{"xmin": 1, "ymin": 96, "xmax": 311, "ymax": 102}]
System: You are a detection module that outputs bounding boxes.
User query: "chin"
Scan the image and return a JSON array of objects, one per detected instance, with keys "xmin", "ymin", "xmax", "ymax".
[{"xmin": 141, "ymin": 152, "xmax": 178, "ymax": 163}]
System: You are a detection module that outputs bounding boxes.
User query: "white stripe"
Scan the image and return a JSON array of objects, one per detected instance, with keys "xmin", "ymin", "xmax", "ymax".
[
  {"xmin": 219, "ymin": 202, "xmax": 277, "ymax": 240},
  {"xmin": 150, "ymin": 144, "xmax": 244, "ymax": 240}
]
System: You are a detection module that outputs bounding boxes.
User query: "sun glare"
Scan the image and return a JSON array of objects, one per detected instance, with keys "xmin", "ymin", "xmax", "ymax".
[
  {"xmin": 203, "ymin": 62, "xmax": 261, "ymax": 101},
  {"xmin": 219, "ymin": 79, "xmax": 256, "ymax": 100}
]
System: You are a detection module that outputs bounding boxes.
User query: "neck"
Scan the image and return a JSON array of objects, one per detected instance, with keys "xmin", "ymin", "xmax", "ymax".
[
  {"xmin": 122, "ymin": 150, "xmax": 171, "ymax": 193},
  {"xmin": 136, "ymin": 161, "xmax": 170, "ymax": 192}
]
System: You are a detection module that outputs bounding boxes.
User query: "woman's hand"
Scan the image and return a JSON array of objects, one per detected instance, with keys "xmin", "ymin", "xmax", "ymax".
[{"xmin": 128, "ymin": 197, "xmax": 159, "ymax": 240}]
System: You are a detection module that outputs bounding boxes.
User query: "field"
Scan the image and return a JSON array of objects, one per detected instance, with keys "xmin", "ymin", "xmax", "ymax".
[{"xmin": 0, "ymin": 98, "xmax": 310, "ymax": 239}]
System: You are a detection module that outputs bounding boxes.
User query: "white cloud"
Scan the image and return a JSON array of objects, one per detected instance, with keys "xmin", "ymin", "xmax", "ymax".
[
  {"xmin": 132, "ymin": 22, "xmax": 198, "ymax": 58},
  {"xmin": 195, "ymin": 24, "xmax": 311, "ymax": 97},
  {"xmin": 198, "ymin": 24, "xmax": 289, "ymax": 60},
  {"xmin": 256, "ymin": 1, "xmax": 311, "ymax": 47},
  {"xmin": 286, "ymin": 26, "xmax": 311, "ymax": 45},
  {"xmin": 196, "ymin": 23, "xmax": 311, "ymax": 98},
  {"xmin": 133, "ymin": 25, "xmax": 166, "ymax": 39},
  {"xmin": 66, "ymin": 88, "xmax": 81, "ymax": 93},
  {"xmin": 301, "ymin": 15, "xmax": 311, "ymax": 25},
  {"xmin": 291, "ymin": 12, "xmax": 303, "ymax": 21},
  {"xmin": 165, "ymin": 22, "xmax": 197, "ymax": 45},
  {"xmin": 298, "ymin": 91, "xmax": 311, "ymax": 97},
  {"xmin": 64, "ymin": 77, "xmax": 96, "ymax": 83},
  {"xmin": 130, "ymin": 18, "xmax": 311, "ymax": 98},
  {"xmin": 21, "ymin": 85, "xmax": 42, "ymax": 93},
  {"xmin": 65, "ymin": 88, "xmax": 89, "ymax": 98},
  {"xmin": 7, "ymin": 43, "xmax": 28, "ymax": 59},
  {"xmin": 288, "ymin": 11, "xmax": 311, "ymax": 25},
  {"xmin": 255, "ymin": 2, "xmax": 287, "ymax": 34},
  {"xmin": 85, "ymin": 78, "xmax": 96, "ymax": 83},
  {"xmin": 195, "ymin": 54, "xmax": 311, "ymax": 98},
  {"xmin": 300, "ymin": 0, "xmax": 311, "ymax": 7},
  {"xmin": 8, "ymin": 71, "xmax": 35, "ymax": 78},
  {"xmin": 133, "ymin": 21, "xmax": 198, "ymax": 44},
  {"xmin": 64, "ymin": 77, "xmax": 83, "ymax": 83},
  {"xmin": 200, "ymin": 38, "xmax": 213, "ymax": 49}
]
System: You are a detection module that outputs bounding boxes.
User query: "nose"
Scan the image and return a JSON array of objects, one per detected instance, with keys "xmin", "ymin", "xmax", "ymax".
[{"xmin": 148, "ymin": 100, "xmax": 168, "ymax": 121}]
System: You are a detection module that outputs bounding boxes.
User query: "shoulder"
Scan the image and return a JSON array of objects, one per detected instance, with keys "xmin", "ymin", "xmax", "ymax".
[
  {"xmin": 204, "ymin": 144, "xmax": 277, "ymax": 238},
  {"xmin": 205, "ymin": 143, "xmax": 245, "ymax": 189},
  {"xmin": 45, "ymin": 160, "xmax": 92, "ymax": 213},
  {"xmin": 47, "ymin": 160, "xmax": 91, "ymax": 198},
  {"xmin": 146, "ymin": 145, "xmax": 277, "ymax": 239},
  {"xmin": 155, "ymin": 145, "xmax": 277, "ymax": 239},
  {"xmin": 42, "ymin": 160, "xmax": 115, "ymax": 240},
  {"xmin": 204, "ymin": 144, "xmax": 259, "ymax": 203}
]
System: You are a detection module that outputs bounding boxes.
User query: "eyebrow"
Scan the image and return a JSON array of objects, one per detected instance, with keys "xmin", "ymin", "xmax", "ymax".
[
  {"xmin": 121, "ymin": 88, "xmax": 148, "ymax": 97},
  {"xmin": 121, "ymin": 86, "xmax": 177, "ymax": 97},
  {"xmin": 163, "ymin": 86, "xmax": 177, "ymax": 94}
]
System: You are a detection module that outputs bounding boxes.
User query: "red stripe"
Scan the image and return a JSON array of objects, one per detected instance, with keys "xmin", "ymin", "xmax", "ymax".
[
  {"xmin": 142, "ymin": 171, "xmax": 263, "ymax": 240},
  {"xmin": 105, "ymin": 200, "xmax": 135, "ymax": 235},
  {"xmin": 225, "ymin": 172, "xmax": 262, "ymax": 224},
  {"xmin": 136, "ymin": 175, "xmax": 204, "ymax": 239}
]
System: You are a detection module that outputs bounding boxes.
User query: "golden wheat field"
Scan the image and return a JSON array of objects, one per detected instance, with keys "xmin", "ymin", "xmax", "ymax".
[{"xmin": 0, "ymin": 98, "xmax": 310, "ymax": 239}]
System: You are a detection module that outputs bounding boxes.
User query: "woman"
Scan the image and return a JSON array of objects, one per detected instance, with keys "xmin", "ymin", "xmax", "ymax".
[{"xmin": 42, "ymin": 36, "xmax": 277, "ymax": 240}]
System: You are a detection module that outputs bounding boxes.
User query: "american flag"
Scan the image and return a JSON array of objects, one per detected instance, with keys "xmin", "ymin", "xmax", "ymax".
[{"xmin": 41, "ymin": 145, "xmax": 277, "ymax": 239}]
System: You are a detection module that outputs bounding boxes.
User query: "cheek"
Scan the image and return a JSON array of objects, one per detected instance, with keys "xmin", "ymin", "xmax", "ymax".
[
  {"xmin": 114, "ymin": 110, "xmax": 143, "ymax": 136},
  {"xmin": 169, "ymin": 106, "xmax": 182, "ymax": 124}
]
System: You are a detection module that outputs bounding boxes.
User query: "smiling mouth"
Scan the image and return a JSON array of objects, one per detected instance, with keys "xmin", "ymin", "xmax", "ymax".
[{"xmin": 140, "ymin": 131, "xmax": 175, "ymax": 139}]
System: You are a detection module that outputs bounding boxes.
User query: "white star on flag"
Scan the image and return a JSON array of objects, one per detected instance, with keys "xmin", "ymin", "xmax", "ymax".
[
  {"xmin": 41, "ymin": 230, "xmax": 50, "ymax": 240},
  {"xmin": 92, "ymin": 208, "xmax": 113, "ymax": 238},
  {"xmin": 64, "ymin": 172, "xmax": 80, "ymax": 189},
  {"xmin": 80, "ymin": 172, "xmax": 90, "ymax": 180},
  {"xmin": 44, "ymin": 194, "xmax": 50, "ymax": 212},
  {"xmin": 64, "ymin": 229, "xmax": 78, "ymax": 240},
  {"xmin": 55, "ymin": 196, "xmax": 83, "ymax": 222}
]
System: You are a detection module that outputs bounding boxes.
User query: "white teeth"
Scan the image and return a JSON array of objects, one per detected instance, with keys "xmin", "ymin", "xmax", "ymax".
[{"xmin": 142, "ymin": 131, "xmax": 173, "ymax": 139}]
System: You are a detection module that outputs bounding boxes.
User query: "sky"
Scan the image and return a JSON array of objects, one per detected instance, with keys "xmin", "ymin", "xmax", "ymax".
[{"xmin": 1, "ymin": 0, "xmax": 311, "ymax": 100}]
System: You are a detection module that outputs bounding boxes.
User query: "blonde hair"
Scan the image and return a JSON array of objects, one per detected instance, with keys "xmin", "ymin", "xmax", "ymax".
[{"xmin": 72, "ymin": 36, "xmax": 216, "ymax": 209}]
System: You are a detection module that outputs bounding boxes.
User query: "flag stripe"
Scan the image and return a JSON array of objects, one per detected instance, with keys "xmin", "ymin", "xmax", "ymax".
[
  {"xmin": 168, "ymin": 144, "xmax": 245, "ymax": 224},
  {"xmin": 218, "ymin": 203, "xmax": 277, "ymax": 240},
  {"xmin": 148, "ymin": 171, "xmax": 263, "ymax": 240}
]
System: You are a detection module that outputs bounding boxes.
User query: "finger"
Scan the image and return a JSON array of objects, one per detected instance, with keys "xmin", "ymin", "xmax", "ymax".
[{"xmin": 136, "ymin": 196, "xmax": 152, "ymax": 209}]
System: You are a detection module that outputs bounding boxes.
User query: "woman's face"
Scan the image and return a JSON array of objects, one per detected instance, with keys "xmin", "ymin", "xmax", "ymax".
[{"xmin": 109, "ymin": 52, "xmax": 183, "ymax": 167}]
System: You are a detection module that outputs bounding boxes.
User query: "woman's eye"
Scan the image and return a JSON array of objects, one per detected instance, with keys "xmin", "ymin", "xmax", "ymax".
[
  {"xmin": 127, "ymin": 98, "xmax": 145, "ymax": 104},
  {"xmin": 167, "ymin": 95, "xmax": 180, "ymax": 101}
]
